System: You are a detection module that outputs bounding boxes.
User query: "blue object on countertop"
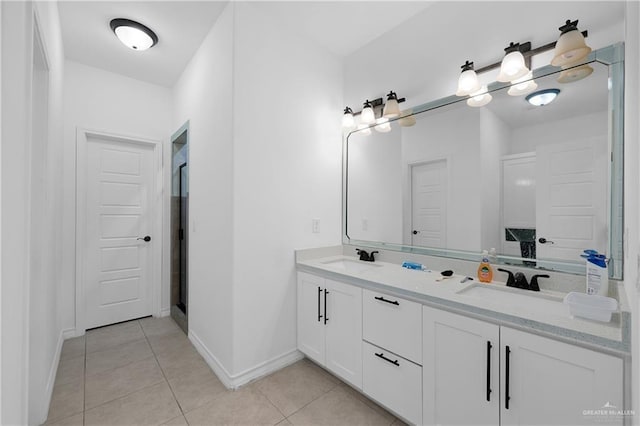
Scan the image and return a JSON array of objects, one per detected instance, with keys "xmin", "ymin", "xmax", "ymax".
[{"xmin": 402, "ymin": 261, "xmax": 424, "ymax": 270}]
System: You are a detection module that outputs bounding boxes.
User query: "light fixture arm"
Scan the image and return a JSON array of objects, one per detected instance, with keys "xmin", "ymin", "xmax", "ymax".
[{"xmin": 474, "ymin": 30, "xmax": 588, "ymax": 75}]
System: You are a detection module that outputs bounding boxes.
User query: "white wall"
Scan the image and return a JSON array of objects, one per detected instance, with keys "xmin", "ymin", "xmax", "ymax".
[
  {"xmin": 1, "ymin": 1, "xmax": 66, "ymax": 423},
  {"xmin": 231, "ymin": 1, "xmax": 343, "ymax": 377},
  {"xmin": 61, "ymin": 60, "xmax": 172, "ymax": 332},
  {"xmin": 171, "ymin": 3, "xmax": 235, "ymax": 373}
]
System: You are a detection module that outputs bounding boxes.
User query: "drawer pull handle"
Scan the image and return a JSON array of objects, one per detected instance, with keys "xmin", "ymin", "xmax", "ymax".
[
  {"xmin": 375, "ymin": 352, "xmax": 400, "ymax": 366},
  {"xmin": 324, "ymin": 289, "xmax": 329, "ymax": 324},
  {"xmin": 505, "ymin": 345, "xmax": 511, "ymax": 410},
  {"xmin": 317, "ymin": 287, "xmax": 323, "ymax": 322},
  {"xmin": 374, "ymin": 296, "xmax": 399, "ymax": 306}
]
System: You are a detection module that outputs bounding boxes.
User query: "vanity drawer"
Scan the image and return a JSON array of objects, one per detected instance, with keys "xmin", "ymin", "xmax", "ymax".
[
  {"xmin": 362, "ymin": 341, "xmax": 422, "ymax": 425},
  {"xmin": 363, "ymin": 289, "xmax": 422, "ymax": 364}
]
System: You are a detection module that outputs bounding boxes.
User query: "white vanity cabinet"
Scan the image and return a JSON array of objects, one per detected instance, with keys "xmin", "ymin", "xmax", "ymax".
[
  {"xmin": 297, "ymin": 272, "xmax": 363, "ymax": 389},
  {"xmin": 362, "ymin": 289, "xmax": 423, "ymax": 424},
  {"xmin": 423, "ymin": 307, "xmax": 624, "ymax": 426}
]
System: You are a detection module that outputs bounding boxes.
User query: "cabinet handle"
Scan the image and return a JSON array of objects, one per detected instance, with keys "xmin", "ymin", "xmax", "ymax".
[
  {"xmin": 317, "ymin": 287, "xmax": 323, "ymax": 322},
  {"xmin": 324, "ymin": 289, "xmax": 329, "ymax": 324},
  {"xmin": 374, "ymin": 296, "xmax": 400, "ymax": 306},
  {"xmin": 505, "ymin": 345, "xmax": 511, "ymax": 410},
  {"xmin": 486, "ymin": 341, "xmax": 492, "ymax": 402},
  {"xmin": 375, "ymin": 352, "xmax": 400, "ymax": 366}
]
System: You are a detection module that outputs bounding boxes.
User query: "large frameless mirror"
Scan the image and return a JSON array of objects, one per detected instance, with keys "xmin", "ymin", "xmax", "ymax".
[{"xmin": 344, "ymin": 43, "xmax": 624, "ymax": 278}]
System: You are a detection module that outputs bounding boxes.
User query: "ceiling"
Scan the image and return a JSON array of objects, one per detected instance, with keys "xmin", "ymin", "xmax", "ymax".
[
  {"xmin": 58, "ymin": 1, "xmax": 229, "ymax": 87},
  {"xmin": 57, "ymin": 1, "xmax": 434, "ymax": 87}
]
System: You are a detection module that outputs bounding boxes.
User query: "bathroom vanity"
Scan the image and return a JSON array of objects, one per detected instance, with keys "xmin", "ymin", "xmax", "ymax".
[{"xmin": 295, "ymin": 247, "xmax": 630, "ymax": 426}]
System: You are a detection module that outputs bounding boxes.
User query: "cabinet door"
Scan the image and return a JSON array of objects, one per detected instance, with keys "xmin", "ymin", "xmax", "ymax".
[
  {"xmin": 325, "ymin": 279, "xmax": 363, "ymax": 389},
  {"xmin": 501, "ymin": 327, "xmax": 623, "ymax": 426},
  {"xmin": 423, "ymin": 307, "xmax": 500, "ymax": 425},
  {"xmin": 297, "ymin": 272, "xmax": 325, "ymax": 365}
]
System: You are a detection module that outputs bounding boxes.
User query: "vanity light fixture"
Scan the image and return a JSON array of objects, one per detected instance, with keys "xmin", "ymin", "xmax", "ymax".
[
  {"xmin": 507, "ymin": 71, "xmax": 538, "ymax": 96},
  {"xmin": 110, "ymin": 18, "xmax": 158, "ymax": 51},
  {"xmin": 466, "ymin": 85, "xmax": 493, "ymax": 107},
  {"xmin": 551, "ymin": 20, "xmax": 592, "ymax": 67},
  {"xmin": 398, "ymin": 110, "xmax": 416, "ymax": 127},
  {"xmin": 356, "ymin": 124, "xmax": 372, "ymax": 135},
  {"xmin": 497, "ymin": 42, "xmax": 531, "ymax": 83},
  {"xmin": 341, "ymin": 92, "xmax": 406, "ymax": 130},
  {"xmin": 342, "ymin": 107, "xmax": 355, "ymax": 128},
  {"xmin": 360, "ymin": 100, "xmax": 376, "ymax": 125},
  {"xmin": 526, "ymin": 88, "xmax": 560, "ymax": 106},
  {"xmin": 455, "ymin": 61, "xmax": 481, "ymax": 96},
  {"xmin": 382, "ymin": 91, "xmax": 401, "ymax": 118}
]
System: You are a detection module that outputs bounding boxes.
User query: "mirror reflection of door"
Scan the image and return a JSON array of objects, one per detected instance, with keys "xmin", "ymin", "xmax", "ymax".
[
  {"xmin": 536, "ymin": 138, "xmax": 608, "ymax": 265},
  {"xmin": 411, "ymin": 160, "xmax": 447, "ymax": 248}
]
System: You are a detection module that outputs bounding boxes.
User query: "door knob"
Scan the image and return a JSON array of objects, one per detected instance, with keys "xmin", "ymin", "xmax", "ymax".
[
  {"xmin": 137, "ymin": 236, "xmax": 151, "ymax": 242},
  {"xmin": 412, "ymin": 230, "xmax": 419, "ymax": 235},
  {"xmin": 538, "ymin": 237, "xmax": 554, "ymax": 244}
]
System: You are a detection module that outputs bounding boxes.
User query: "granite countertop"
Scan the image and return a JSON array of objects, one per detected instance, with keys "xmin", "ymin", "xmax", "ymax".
[{"xmin": 296, "ymin": 249, "xmax": 631, "ymax": 355}]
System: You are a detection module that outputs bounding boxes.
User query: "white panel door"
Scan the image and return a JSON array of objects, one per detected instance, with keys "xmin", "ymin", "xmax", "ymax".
[
  {"xmin": 84, "ymin": 136, "xmax": 155, "ymax": 329},
  {"xmin": 423, "ymin": 307, "xmax": 500, "ymax": 426},
  {"xmin": 411, "ymin": 160, "xmax": 447, "ymax": 247},
  {"xmin": 501, "ymin": 154, "xmax": 536, "ymax": 257},
  {"xmin": 325, "ymin": 279, "xmax": 363, "ymax": 389},
  {"xmin": 296, "ymin": 272, "xmax": 326, "ymax": 365},
  {"xmin": 501, "ymin": 327, "xmax": 623, "ymax": 426},
  {"xmin": 536, "ymin": 139, "xmax": 607, "ymax": 263}
]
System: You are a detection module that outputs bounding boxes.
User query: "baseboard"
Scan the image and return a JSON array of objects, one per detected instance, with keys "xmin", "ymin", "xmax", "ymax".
[
  {"xmin": 63, "ymin": 328, "xmax": 79, "ymax": 339},
  {"xmin": 40, "ymin": 328, "xmax": 71, "ymax": 424},
  {"xmin": 188, "ymin": 330, "xmax": 304, "ymax": 390},
  {"xmin": 159, "ymin": 308, "xmax": 170, "ymax": 317}
]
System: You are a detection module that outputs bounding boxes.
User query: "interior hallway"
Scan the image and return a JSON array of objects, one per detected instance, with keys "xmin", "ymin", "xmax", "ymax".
[{"xmin": 45, "ymin": 317, "xmax": 404, "ymax": 425}]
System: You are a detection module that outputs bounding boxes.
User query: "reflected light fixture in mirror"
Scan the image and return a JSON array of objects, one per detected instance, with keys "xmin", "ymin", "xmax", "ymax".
[
  {"xmin": 398, "ymin": 110, "xmax": 416, "ymax": 127},
  {"xmin": 467, "ymin": 85, "xmax": 492, "ymax": 107},
  {"xmin": 526, "ymin": 88, "xmax": 561, "ymax": 106},
  {"xmin": 110, "ymin": 18, "xmax": 158, "ymax": 51},
  {"xmin": 497, "ymin": 42, "xmax": 530, "ymax": 82},
  {"xmin": 557, "ymin": 64, "xmax": 594, "ymax": 83},
  {"xmin": 551, "ymin": 19, "xmax": 592, "ymax": 67},
  {"xmin": 508, "ymin": 71, "xmax": 538, "ymax": 96},
  {"xmin": 361, "ymin": 100, "xmax": 376, "ymax": 124},
  {"xmin": 374, "ymin": 117, "xmax": 392, "ymax": 133},
  {"xmin": 455, "ymin": 61, "xmax": 481, "ymax": 96},
  {"xmin": 356, "ymin": 124, "xmax": 372, "ymax": 135},
  {"xmin": 383, "ymin": 91, "xmax": 401, "ymax": 118}
]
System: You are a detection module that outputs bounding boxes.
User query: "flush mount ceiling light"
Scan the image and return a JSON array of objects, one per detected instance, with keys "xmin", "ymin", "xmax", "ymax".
[
  {"xmin": 466, "ymin": 85, "xmax": 492, "ymax": 107},
  {"xmin": 526, "ymin": 88, "xmax": 560, "ymax": 106},
  {"xmin": 551, "ymin": 19, "xmax": 591, "ymax": 67},
  {"xmin": 508, "ymin": 71, "xmax": 538, "ymax": 96},
  {"xmin": 382, "ymin": 91, "xmax": 401, "ymax": 118},
  {"xmin": 110, "ymin": 18, "xmax": 158, "ymax": 51},
  {"xmin": 497, "ymin": 42, "xmax": 530, "ymax": 83},
  {"xmin": 455, "ymin": 61, "xmax": 481, "ymax": 96}
]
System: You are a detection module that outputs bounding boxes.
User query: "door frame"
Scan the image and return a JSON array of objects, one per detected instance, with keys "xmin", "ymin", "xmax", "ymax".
[{"xmin": 75, "ymin": 128, "xmax": 163, "ymax": 334}]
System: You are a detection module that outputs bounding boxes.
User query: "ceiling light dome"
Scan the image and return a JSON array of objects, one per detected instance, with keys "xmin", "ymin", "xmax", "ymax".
[
  {"xmin": 110, "ymin": 18, "xmax": 158, "ymax": 51},
  {"xmin": 526, "ymin": 88, "xmax": 560, "ymax": 106},
  {"xmin": 551, "ymin": 19, "xmax": 591, "ymax": 67}
]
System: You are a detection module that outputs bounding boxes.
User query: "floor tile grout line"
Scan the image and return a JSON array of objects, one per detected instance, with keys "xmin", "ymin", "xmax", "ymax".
[{"xmin": 253, "ymin": 385, "xmax": 288, "ymax": 422}]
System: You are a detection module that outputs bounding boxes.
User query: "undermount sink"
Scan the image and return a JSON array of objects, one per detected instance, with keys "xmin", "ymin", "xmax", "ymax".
[
  {"xmin": 321, "ymin": 258, "xmax": 382, "ymax": 274},
  {"xmin": 456, "ymin": 283, "xmax": 567, "ymax": 316}
]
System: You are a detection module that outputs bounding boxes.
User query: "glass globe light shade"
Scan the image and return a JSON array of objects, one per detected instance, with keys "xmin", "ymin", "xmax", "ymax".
[
  {"xmin": 497, "ymin": 51, "xmax": 529, "ymax": 82},
  {"xmin": 361, "ymin": 104, "xmax": 376, "ymax": 125},
  {"xmin": 556, "ymin": 64, "xmax": 593, "ymax": 84},
  {"xmin": 374, "ymin": 117, "xmax": 392, "ymax": 133},
  {"xmin": 508, "ymin": 71, "xmax": 538, "ymax": 96},
  {"xmin": 551, "ymin": 30, "xmax": 591, "ymax": 67},
  {"xmin": 456, "ymin": 69, "xmax": 481, "ymax": 96},
  {"xmin": 466, "ymin": 85, "xmax": 493, "ymax": 107}
]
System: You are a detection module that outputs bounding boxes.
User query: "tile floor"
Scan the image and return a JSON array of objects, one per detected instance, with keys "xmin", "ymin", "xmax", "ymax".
[{"xmin": 45, "ymin": 317, "xmax": 404, "ymax": 425}]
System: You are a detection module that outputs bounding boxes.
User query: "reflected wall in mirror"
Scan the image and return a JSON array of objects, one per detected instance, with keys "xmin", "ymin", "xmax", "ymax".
[{"xmin": 345, "ymin": 45, "xmax": 623, "ymax": 278}]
